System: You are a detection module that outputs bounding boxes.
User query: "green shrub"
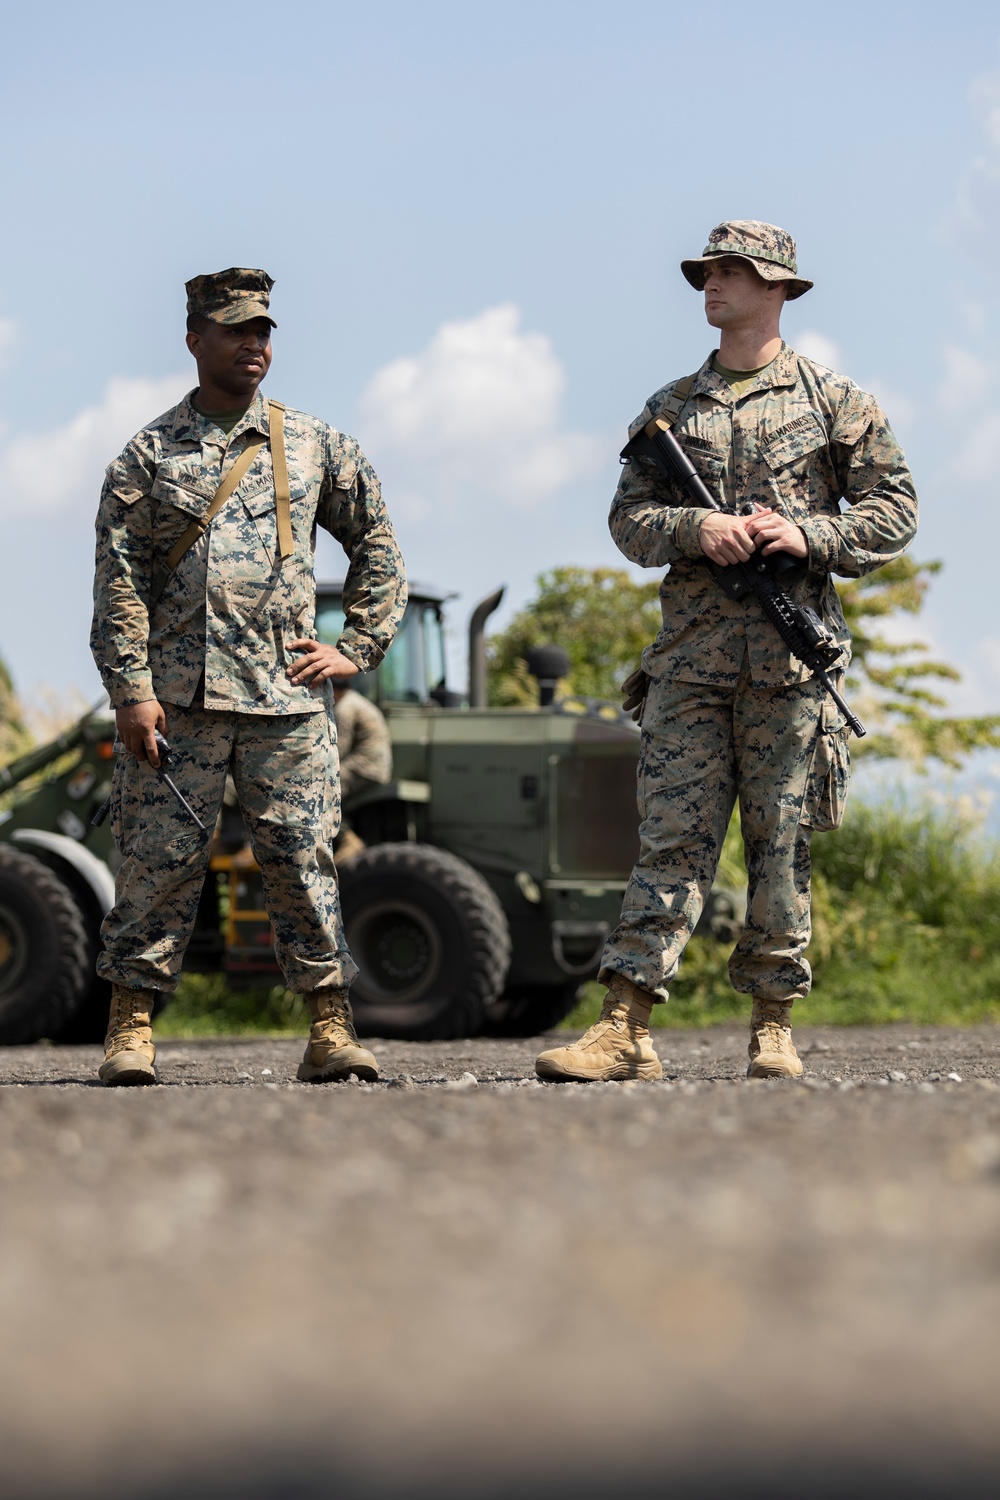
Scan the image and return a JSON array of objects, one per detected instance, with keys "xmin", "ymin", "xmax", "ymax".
[{"xmin": 157, "ymin": 973, "xmax": 307, "ymax": 1037}]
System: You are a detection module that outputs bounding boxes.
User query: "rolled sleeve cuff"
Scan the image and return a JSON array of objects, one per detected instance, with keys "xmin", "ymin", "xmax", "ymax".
[
  {"xmin": 337, "ymin": 632, "xmax": 385, "ymax": 673},
  {"xmin": 673, "ymin": 508, "xmax": 710, "ymax": 560},
  {"xmin": 105, "ymin": 668, "xmax": 156, "ymax": 709},
  {"xmin": 799, "ymin": 518, "xmax": 842, "ymax": 573}
]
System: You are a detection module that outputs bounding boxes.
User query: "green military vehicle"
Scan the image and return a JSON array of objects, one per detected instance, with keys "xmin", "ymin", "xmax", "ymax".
[{"xmin": 0, "ymin": 582, "xmax": 652, "ymax": 1044}]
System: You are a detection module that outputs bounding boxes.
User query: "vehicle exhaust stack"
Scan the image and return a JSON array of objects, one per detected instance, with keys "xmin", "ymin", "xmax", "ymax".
[
  {"xmin": 468, "ymin": 587, "xmax": 505, "ymax": 708},
  {"xmin": 526, "ymin": 645, "xmax": 571, "ymax": 708}
]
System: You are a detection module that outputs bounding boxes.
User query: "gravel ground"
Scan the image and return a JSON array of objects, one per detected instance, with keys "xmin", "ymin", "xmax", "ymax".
[{"xmin": 2, "ymin": 1026, "xmax": 1000, "ymax": 1498}]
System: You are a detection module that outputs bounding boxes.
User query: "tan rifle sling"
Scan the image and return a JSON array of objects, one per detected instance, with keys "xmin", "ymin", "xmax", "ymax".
[
  {"xmin": 651, "ymin": 373, "xmax": 695, "ymax": 432},
  {"xmin": 148, "ymin": 399, "xmax": 293, "ymax": 608}
]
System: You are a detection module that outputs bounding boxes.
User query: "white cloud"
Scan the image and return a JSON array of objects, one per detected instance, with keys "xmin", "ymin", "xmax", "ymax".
[
  {"xmin": 0, "ymin": 373, "xmax": 188, "ymax": 516},
  {"xmin": 862, "ymin": 377, "xmax": 917, "ymax": 431},
  {"xmin": 0, "ymin": 318, "xmax": 18, "ymax": 375},
  {"xmin": 357, "ymin": 304, "xmax": 602, "ymax": 508},
  {"xmin": 937, "ymin": 344, "xmax": 991, "ymax": 413},
  {"xmin": 793, "ymin": 329, "xmax": 841, "ymax": 369},
  {"xmin": 954, "ymin": 410, "xmax": 1000, "ymax": 482}
]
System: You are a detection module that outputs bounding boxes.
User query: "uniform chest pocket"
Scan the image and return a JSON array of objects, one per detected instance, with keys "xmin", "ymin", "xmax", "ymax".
[
  {"xmin": 150, "ymin": 471, "xmax": 216, "ymax": 523},
  {"xmin": 241, "ymin": 482, "xmax": 276, "ymax": 519},
  {"xmin": 762, "ymin": 415, "xmax": 828, "ymax": 473},
  {"xmin": 677, "ymin": 434, "xmax": 728, "ymax": 490}
]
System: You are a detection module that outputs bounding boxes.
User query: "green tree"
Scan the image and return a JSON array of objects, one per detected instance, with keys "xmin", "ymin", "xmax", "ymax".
[
  {"xmin": 487, "ymin": 567, "xmax": 661, "ymax": 706},
  {"xmin": 838, "ymin": 557, "xmax": 1000, "ymax": 767},
  {"xmin": 0, "ymin": 654, "xmax": 29, "ymax": 765}
]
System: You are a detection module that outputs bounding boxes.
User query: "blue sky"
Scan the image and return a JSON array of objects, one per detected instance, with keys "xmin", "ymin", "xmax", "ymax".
[{"xmin": 1, "ymin": 0, "xmax": 999, "ymax": 767}]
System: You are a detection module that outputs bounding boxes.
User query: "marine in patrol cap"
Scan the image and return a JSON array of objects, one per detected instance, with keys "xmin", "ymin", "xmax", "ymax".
[
  {"xmin": 185, "ymin": 267, "xmax": 277, "ymax": 327},
  {"xmin": 681, "ymin": 222, "xmax": 813, "ymax": 300}
]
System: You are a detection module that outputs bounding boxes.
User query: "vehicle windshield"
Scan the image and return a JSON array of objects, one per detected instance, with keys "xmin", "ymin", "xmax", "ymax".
[{"xmin": 315, "ymin": 596, "xmax": 448, "ymax": 705}]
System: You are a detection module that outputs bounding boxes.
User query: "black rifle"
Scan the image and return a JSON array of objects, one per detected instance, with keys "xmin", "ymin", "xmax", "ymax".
[
  {"xmin": 623, "ymin": 418, "xmax": 866, "ymax": 737},
  {"xmin": 92, "ymin": 732, "xmax": 207, "ymax": 830}
]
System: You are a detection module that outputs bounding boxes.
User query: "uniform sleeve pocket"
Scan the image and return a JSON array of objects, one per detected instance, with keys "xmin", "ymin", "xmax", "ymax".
[{"xmin": 801, "ymin": 697, "xmax": 851, "ymax": 831}]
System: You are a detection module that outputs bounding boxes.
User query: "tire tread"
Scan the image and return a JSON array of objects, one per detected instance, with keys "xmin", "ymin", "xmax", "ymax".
[
  {"xmin": 0, "ymin": 844, "xmax": 91, "ymax": 1044},
  {"xmin": 340, "ymin": 842, "xmax": 511, "ymax": 1039}
]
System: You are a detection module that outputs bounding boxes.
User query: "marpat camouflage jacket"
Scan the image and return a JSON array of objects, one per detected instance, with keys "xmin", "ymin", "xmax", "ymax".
[
  {"xmin": 611, "ymin": 344, "xmax": 918, "ymax": 686},
  {"xmin": 92, "ymin": 390, "xmax": 406, "ymax": 713}
]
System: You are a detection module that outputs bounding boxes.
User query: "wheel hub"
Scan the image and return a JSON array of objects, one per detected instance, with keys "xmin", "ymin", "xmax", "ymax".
[
  {"xmin": 348, "ymin": 899, "xmax": 443, "ymax": 1005},
  {"xmin": 0, "ymin": 903, "xmax": 29, "ymax": 995}
]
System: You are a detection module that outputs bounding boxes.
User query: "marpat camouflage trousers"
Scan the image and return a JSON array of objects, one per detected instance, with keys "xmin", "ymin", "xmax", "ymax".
[
  {"xmin": 98, "ymin": 702, "xmax": 357, "ymax": 995},
  {"xmin": 599, "ymin": 654, "xmax": 850, "ymax": 1005}
]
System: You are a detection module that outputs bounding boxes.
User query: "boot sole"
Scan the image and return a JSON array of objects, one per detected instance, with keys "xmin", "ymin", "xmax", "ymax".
[
  {"xmin": 536, "ymin": 1058, "xmax": 663, "ymax": 1083},
  {"xmin": 98, "ymin": 1056, "xmax": 158, "ymax": 1087},
  {"xmin": 297, "ymin": 1061, "xmax": 379, "ymax": 1083},
  {"xmin": 746, "ymin": 1061, "xmax": 804, "ymax": 1080}
]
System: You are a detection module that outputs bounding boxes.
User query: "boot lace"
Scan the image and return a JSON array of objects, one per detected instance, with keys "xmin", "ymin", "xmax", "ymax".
[
  {"xmin": 754, "ymin": 1019, "xmax": 791, "ymax": 1055},
  {"xmin": 313, "ymin": 1002, "xmax": 360, "ymax": 1050},
  {"xmin": 106, "ymin": 1024, "xmax": 151, "ymax": 1057}
]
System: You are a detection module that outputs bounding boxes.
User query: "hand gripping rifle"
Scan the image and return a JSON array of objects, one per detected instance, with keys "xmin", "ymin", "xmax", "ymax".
[
  {"xmin": 623, "ymin": 418, "xmax": 866, "ymax": 738},
  {"xmin": 92, "ymin": 732, "xmax": 207, "ymax": 830}
]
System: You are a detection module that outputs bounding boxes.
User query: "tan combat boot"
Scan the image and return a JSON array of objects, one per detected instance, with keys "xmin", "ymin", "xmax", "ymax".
[
  {"xmin": 535, "ymin": 974, "xmax": 663, "ymax": 1082},
  {"xmin": 297, "ymin": 989, "xmax": 379, "ymax": 1083},
  {"xmin": 747, "ymin": 1000, "xmax": 804, "ymax": 1079},
  {"xmin": 98, "ymin": 984, "xmax": 158, "ymax": 1087}
]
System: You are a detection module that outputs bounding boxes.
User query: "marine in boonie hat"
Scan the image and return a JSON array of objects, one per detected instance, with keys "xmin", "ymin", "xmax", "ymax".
[
  {"xmin": 185, "ymin": 266, "xmax": 277, "ymax": 327},
  {"xmin": 681, "ymin": 221, "xmax": 813, "ymax": 301}
]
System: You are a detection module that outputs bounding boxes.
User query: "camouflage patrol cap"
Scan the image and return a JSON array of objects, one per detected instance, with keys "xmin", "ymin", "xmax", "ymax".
[
  {"xmin": 681, "ymin": 221, "xmax": 813, "ymax": 300},
  {"xmin": 185, "ymin": 267, "xmax": 277, "ymax": 328}
]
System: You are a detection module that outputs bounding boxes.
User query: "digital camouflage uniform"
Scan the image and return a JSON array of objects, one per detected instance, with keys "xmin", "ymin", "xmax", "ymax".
[
  {"xmin": 333, "ymin": 688, "xmax": 392, "ymax": 799},
  {"xmin": 598, "ymin": 338, "xmax": 918, "ymax": 1007},
  {"xmin": 92, "ymin": 381, "xmax": 406, "ymax": 997}
]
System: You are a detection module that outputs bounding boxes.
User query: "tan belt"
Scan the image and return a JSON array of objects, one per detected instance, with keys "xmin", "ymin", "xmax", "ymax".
[{"xmin": 149, "ymin": 399, "xmax": 294, "ymax": 608}]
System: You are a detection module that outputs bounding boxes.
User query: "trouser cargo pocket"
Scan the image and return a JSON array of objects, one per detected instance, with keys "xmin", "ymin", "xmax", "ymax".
[{"xmin": 801, "ymin": 696, "xmax": 851, "ymax": 832}]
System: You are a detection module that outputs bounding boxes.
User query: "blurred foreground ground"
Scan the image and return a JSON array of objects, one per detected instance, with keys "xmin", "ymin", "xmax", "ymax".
[{"xmin": 2, "ymin": 1026, "xmax": 1000, "ymax": 1498}]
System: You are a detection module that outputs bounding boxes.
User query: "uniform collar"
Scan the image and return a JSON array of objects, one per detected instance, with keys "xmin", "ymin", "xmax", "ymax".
[
  {"xmin": 693, "ymin": 341, "xmax": 799, "ymax": 404},
  {"xmin": 166, "ymin": 387, "xmax": 271, "ymax": 444}
]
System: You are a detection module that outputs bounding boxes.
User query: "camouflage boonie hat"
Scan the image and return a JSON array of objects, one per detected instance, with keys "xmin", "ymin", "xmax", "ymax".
[
  {"xmin": 681, "ymin": 221, "xmax": 813, "ymax": 300},
  {"xmin": 185, "ymin": 267, "xmax": 276, "ymax": 327}
]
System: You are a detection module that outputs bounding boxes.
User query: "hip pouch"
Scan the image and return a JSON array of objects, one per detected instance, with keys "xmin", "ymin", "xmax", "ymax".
[{"xmin": 801, "ymin": 697, "xmax": 851, "ymax": 832}]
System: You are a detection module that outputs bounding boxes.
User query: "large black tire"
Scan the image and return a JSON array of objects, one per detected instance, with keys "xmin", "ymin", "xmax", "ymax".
[
  {"xmin": 339, "ymin": 843, "xmax": 511, "ymax": 1039},
  {"xmin": 0, "ymin": 845, "xmax": 91, "ymax": 1043},
  {"xmin": 483, "ymin": 982, "xmax": 582, "ymax": 1038}
]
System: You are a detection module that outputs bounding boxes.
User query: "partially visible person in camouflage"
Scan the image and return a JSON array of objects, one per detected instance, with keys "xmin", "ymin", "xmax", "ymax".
[
  {"xmin": 92, "ymin": 267, "xmax": 406, "ymax": 1087},
  {"xmin": 537, "ymin": 221, "xmax": 918, "ymax": 1084},
  {"xmin": 331, "ymin": 681, "xmax": 392, "ymax": 863}
]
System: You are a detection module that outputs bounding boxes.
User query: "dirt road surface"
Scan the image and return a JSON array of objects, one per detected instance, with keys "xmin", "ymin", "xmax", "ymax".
[{"xmin": 2, "ymin": 1025, "xmax": 1000, "ymax": 1498}]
